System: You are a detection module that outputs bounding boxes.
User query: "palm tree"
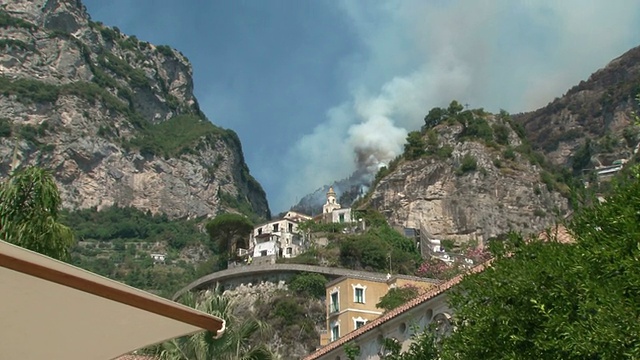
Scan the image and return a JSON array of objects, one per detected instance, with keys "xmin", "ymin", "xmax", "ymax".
[{"xmin": 153, "ymin": 289, "xmax": 274, "ymax": 360}]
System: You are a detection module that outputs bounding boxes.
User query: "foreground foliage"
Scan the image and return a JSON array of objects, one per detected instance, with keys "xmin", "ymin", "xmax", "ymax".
[
  {"xmin": 443, "ymin": 164, "xmax": 640, "ymax": 359},
  {"xmin": 153, "ymin": 290, "xmax": 274, "ymax": 360},
  {"xmin": 0, "ymin": 167, "xmax": 74, "ymax": 260}
]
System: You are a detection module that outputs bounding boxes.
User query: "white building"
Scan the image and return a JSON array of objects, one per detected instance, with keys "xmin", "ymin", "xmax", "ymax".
[{"xmin": 250, "ymin": 214, "xmax": 310, "ymax": 259}]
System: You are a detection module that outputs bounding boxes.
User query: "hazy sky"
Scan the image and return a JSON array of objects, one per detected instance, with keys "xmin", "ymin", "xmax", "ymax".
[{"xmin": 83, "ymin": 0, "xmax": 640, "ymax": 213}]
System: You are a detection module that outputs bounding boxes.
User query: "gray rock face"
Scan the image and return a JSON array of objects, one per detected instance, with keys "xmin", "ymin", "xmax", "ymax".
[
  {"xmin": 363, "ymin": 118, "xmax": 569, "ymax": 244},
  {"xmin": 0, "ymin": 0, "xmax": 270, "ymax": 220}
]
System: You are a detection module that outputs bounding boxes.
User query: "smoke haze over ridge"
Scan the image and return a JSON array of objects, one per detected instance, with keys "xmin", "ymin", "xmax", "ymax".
[
  {"xmin": 82, "ymin": 0, "xmax": 640, "ymax": 213},
  {"xmin": 281, "ymin": 0, "xmax": 640, "ymax": 211}
]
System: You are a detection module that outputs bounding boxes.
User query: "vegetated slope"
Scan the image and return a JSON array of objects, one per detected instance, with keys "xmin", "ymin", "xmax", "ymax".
[
  {"xmin": 514, "ymin": 45, "xmax": 640, "ymax": 172},
  {"xmin": 63, "ymin": 205, "xmax": 225, "ymax": 298},
  {"xmin": 0, "ymin": 0, "xmax": 269, "ymax": 221},
  {"xmin": 357, "ymin": 104, "xmax": 570, "ymax": 245}
]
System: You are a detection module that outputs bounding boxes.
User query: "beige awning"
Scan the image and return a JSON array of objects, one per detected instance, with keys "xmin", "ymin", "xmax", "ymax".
[{"xmin": 0, "ymin": 240, "xmax": 225, "ymax": 360}]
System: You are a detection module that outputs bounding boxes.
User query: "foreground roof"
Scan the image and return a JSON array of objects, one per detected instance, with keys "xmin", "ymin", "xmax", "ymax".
[{"xmin": 0, "ymin": 240, "xmax": 225, "ymax": 360}]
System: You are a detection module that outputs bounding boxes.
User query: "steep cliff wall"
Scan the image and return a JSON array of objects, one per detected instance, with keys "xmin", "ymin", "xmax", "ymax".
[
  {"xmin": 0, "ymin": 0, "xmax": 269, "ymax": 220},
  {"xmin": 360, "ymin": 111, "xmax": 569, "ymax": 244}
]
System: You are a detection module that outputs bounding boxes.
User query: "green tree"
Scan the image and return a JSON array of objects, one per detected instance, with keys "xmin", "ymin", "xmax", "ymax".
[
  {"xmin": 424, "ymin": 107, "xmax": 445, "ymax": 128},
  {"xmin": 376, "ymin": 285, "xmax": 420, "ymax": 312},
  {"xmin": 441, "ymin": 164, "xmax": 640, "ymax": 359},
  {"xmin": 447, "ymin": 100, "xmax": 464, "ymax": 116},
  {"xmin": 381, "ymin": 329, "xmax": 439, "ymax": 360},
  {"xmin": 288, "ymin": 272, "xmax": 327, "ymax": 298},
  {"xmin": 0, "ymin": 166, "xmax": 74, "ymax": 260},
  {"xmin": 154, "ymin": 290, "xmax": 274, "ymax": 360},
  {"xmin": 205, "ymin": 213, "xmax": 253, "ymax": 260},
  {"xmin": 404, "ymin": 131, "xmax": 426, "ymax": 160}
]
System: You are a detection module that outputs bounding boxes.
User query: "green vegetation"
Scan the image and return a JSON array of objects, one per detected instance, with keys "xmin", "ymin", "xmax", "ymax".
[
  {"xmin": 0, "ymin": 167, "xmax": 74, "ymax": 260},
  {"xmin": 126, "ymin": 114, "xmax": 231, "ymax": 158},
  {"xmin": 98, "ymin": 52, "xmax": 150, "ymax": 88},
  {"xmin": 442, "ymin": 164, "xmax": 640, "ymax": 359},
  {"xmin": 153, "ymin": 290, "xmax": 274, "ymax": 360},
  {"xmin": 156, "ymin": 45, "xmax": 174, "ymax": 57},
  {"xmin": 62, "ymin": 205, "xmax": 220, "ymax": 297},
  {"xmin": 218, "ymin": 190, "xmax": 261, "ymax": 222},
  {"xmin": 376, "ymin": 284, "xmax": 420, "ymax": 312},
  {"xmin": 456, "ymin": 153, "xmax": 477, "ymax": 175},
  {"xmin": 254, "ymin": 292, "xmax": 322, "ymax": 355},
  {"xmin": 0, "ymin": 118, "xmax": 11, "ymax": 137},
  {"xmin": 0, "ymin": 10, "xmax": 37, "ymax": 30},
  {"xmin": 205, "ymin": 212, "xmax": 253, "ymax": 263},
  {"xmin": 287, "ymin": 272, "xmax": 327, "ymax": 298},
  {"xmin": 404, "ymin": 131, "xmax": 426, "ymax": 160},
  {"xmin": 338, "ymin": 211, "xmax": 421, "ymax": 274}
]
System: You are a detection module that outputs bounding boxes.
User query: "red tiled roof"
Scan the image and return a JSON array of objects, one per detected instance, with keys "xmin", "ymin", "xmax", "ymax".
[{"xmin": 302, "ymin": 261, "xmax": 492, "ymax": 360}]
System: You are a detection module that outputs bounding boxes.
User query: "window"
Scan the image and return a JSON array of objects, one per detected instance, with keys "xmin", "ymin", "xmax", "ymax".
[
  {"xmin": 273, "ymin": 224, "xmax": 279, "ymax": 232},
  {"xmin": 330, "ymin": 292, "xmax": 339, "ymax": 313},
  {"xmin": 355, "ymin": 320, "xmax": 366, "ymax": 329},
  {"xmin": 288, "ymin": 223, "xmax": 293, "ymax": 232},
  {"xmin": 352, "ymin": 284, "xmax": 366, "ymax": 304},
  {"xmin": 260, "ymin": 250, "xmax": 267, "ymax": 257},
  {"xmin": 339, "ymin": 213, "xmax": 345, "ymax": 223},
  {"xmin": 331, "ymin": 324, "xmax": 340, "ymax": 342},
  {"xmin": 257, "ymin": 228, "xmax": 262, "ymax": 235},
  {"xmin": 286, "ymin": 247, "xmax": 292, "ymax": 255}
]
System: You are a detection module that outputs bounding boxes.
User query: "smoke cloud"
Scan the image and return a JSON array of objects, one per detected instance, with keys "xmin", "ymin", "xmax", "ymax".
[{"xmin": 277, "ymin": 0, "xmax": 640, "ymax": 211}]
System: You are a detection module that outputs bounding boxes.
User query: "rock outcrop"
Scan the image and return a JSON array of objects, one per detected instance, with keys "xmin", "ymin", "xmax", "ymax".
[
  {"xmin": 361, "ymin": 113, "xmax": 569, "ymax": 244},
  {"xmin": 514, "ymin": 45, "xmax": 640, "ymax": 169},
  {"xmin": 0, "ymin": 0, "xmax": 270, "ymax": 220}
]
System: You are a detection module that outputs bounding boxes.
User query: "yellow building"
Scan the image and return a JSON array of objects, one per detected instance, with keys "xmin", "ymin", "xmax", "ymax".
[{"xmin": 320, "ymin": 274, "xmax": 437, "ymax": 345}]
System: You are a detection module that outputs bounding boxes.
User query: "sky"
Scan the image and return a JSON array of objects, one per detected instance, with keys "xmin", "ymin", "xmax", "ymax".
[{"xmin": 82, "ymin": 0, "xmax": 640, "ymax": 213}]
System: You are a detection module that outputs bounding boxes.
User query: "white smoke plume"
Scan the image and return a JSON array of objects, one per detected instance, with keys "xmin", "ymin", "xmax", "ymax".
[{"xmin": 277, "ymin": 0, "xmax": 640, "ymax": 212}]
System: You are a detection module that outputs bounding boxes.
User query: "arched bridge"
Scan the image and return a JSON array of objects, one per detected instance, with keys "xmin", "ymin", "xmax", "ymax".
[{"xmin": 173, "ymin": 264, "xmax": 421, "ymax": 300}]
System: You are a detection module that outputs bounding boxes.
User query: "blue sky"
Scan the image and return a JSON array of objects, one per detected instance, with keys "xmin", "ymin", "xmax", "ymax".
[{"xmin": 83, "ymin": 0, "xmax": 640, "ymax": 213}]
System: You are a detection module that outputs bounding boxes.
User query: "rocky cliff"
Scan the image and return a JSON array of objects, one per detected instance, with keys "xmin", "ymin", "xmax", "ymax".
[
  {"xmin": 514, "ymin": 45, "xmax": 640, "ymax": 170},
  {"xmin": 359, "ymin": 109, "xmax": 569, "ymax": 244},
  {"xmin": 0, "ymin": 0, "xmax": 270, "ymax": 220}
]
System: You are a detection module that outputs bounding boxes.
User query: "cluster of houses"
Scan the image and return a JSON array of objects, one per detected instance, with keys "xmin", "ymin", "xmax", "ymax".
[{"xmin": 237, "ymin": 187, "xmax": 354, "ymax": 265}]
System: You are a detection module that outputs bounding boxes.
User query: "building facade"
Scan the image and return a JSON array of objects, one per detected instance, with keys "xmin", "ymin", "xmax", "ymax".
[
  {"xmin": 250, "ymin": 211, "xmax": 312, "ymax": 259},
  {"xmin": 321, "ymin": 275, "xmax": 438, "ymax": 346}
]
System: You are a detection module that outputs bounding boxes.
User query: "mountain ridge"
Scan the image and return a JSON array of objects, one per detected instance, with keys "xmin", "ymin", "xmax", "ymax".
[{"xmin": 0, "ymin": 0, "xmax": 270, "ymax": 221}]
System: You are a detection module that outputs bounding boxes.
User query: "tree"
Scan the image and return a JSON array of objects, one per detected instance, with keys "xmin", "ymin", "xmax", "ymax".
[
  {"xmin": 424, "ymin": 107, "xmax": 445, "ymax": 129},
  {"xmin": 404, "ymin": 131, "xmax": 426, "ymax": 160},
  {"xmin": 376, "ymin": 285, "xmax": 420, "ymax": 312},
  {"xmin": 288, "ymin": 272, "xmax": 327, "ymax": 298},
  {"xmin": 154, "ymin": 289, "xmax": 274, "ymax": 360},
  {"xmin": 381, "ymin": 329, "xmax": 439, "ymax": 360},
  {"xmin": 205, "ymin": 213, "xmax": 253, "ymax": 260},
  {"xmin": 441, "ymin": 164, "xmax": 640, "ymax": 359},
  {"xmin": 447, "ymin": 100, "xmax": 464, "ymax": 116},
  {"xmin": 0, "ymin": 166, "xmax": 73, "ymax": 260}
]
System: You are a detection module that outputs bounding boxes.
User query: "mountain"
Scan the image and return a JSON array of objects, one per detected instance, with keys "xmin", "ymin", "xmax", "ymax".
[
  {"xmin": 356, "ymin": 107, "xmax": 569, "ymax": 244},
  {"xmin": 0, "ymin": 0, "xmax": 269, "ymax": 221},
  {"xmin": 514, "ymin": 45, "xmax": 640, "ymax": 171}
]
